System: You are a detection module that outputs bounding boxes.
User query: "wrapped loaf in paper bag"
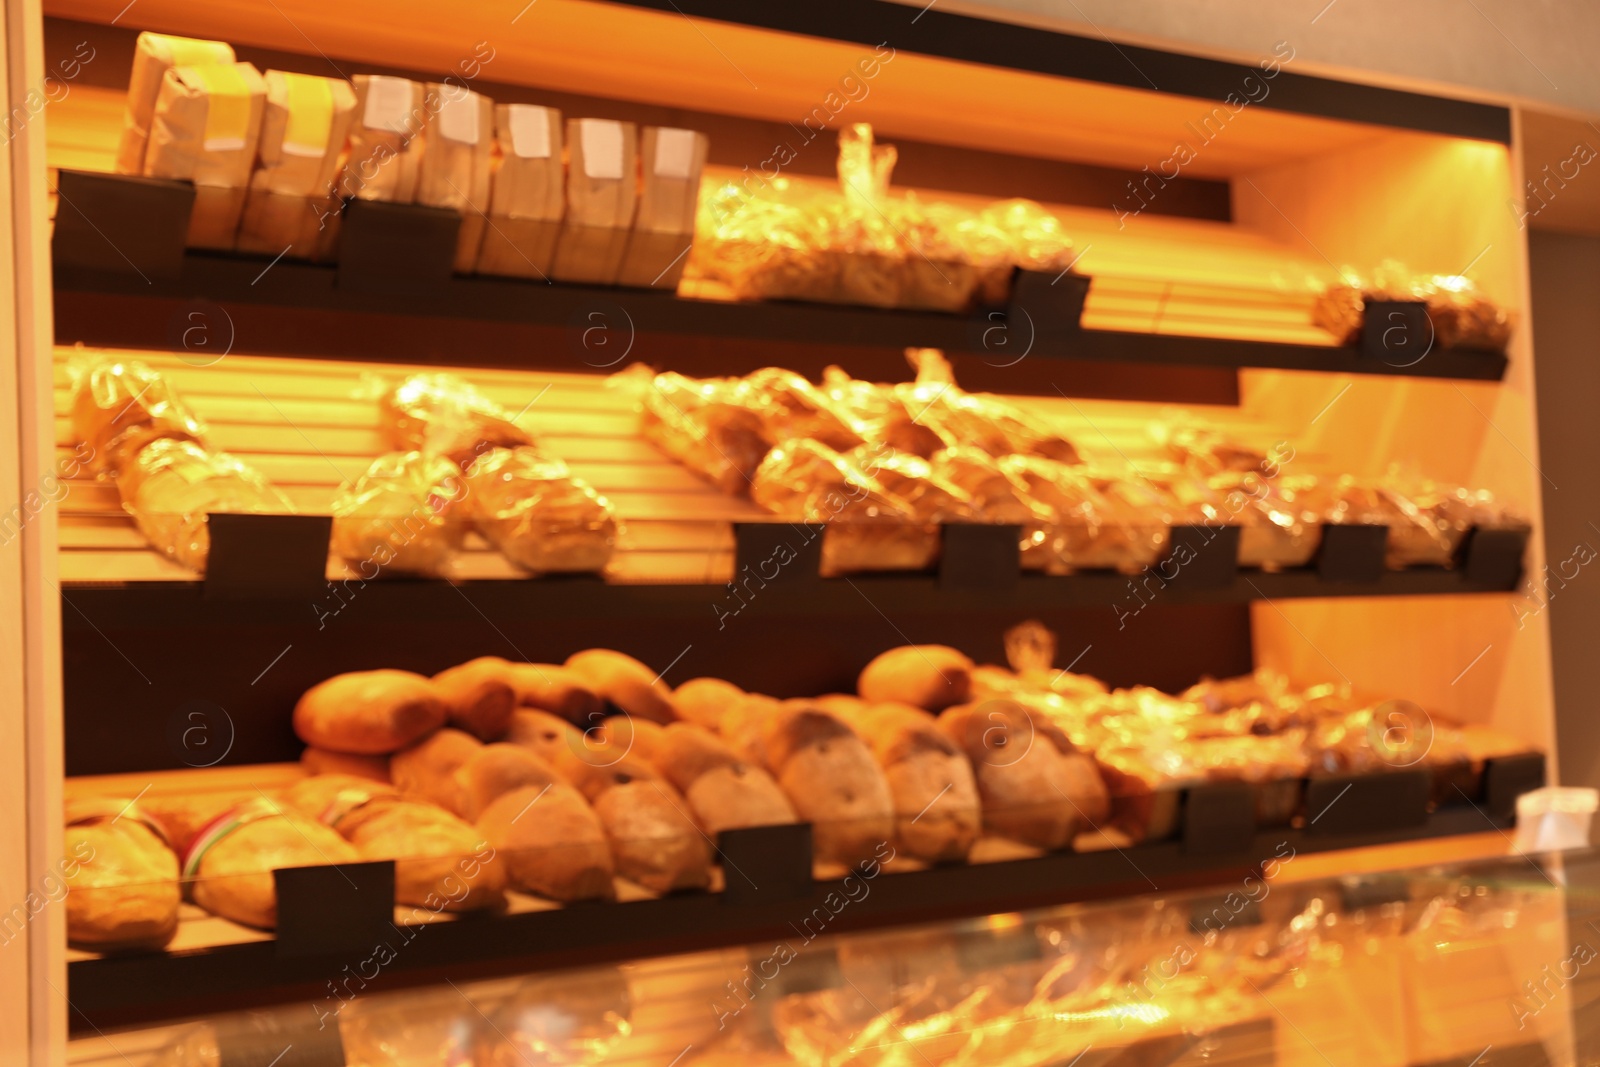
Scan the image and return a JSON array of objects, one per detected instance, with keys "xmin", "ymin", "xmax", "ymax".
[
  {"xmin": 617, "ymin": 126, "xmax": 706, "ymax": 289},
  {"xmin": 341, "ymin": 75, "xmax": 425, "ymax": 203},
  {"xmin": 417, "ymin": 83, "xmax": 494, "ymax": 272},
  {"xmin": 144, "ymin": 61, "xmax": 267, "ymax": 249},
  {"xmin": 476, "ymin": 103, "xmax": 564, "ymax": 279},
  {"xmin": 237, "ymin": 70, "xmax": 357, "ymax": 259},
  {"xmin": 115, "ymin": 32, "xmax": 235, "ymax": 176},
  {"xmin": 552, "ymin": 118, "xmax": 637, "ymax": 284}
]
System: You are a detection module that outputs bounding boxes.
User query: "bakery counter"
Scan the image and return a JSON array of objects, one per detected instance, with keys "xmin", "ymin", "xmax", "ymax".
[{"xmin": 64, "ymin": 839, "xmax": 1594, "ymax": 1066}]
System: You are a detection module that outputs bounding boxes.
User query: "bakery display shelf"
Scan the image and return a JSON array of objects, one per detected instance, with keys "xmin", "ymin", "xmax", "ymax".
[
  {"xmin": 48, "ymin": 171, "xmax": 1509, "ymax": 382},
  {"xmin": 64, "ymin": 766, "xmax": 1541, "ymax": 1031}
]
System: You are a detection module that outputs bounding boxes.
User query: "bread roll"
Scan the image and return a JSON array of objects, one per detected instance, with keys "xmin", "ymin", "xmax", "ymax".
[
  {"xmin": 301, "ymin": 747, "xmax": 391, "ymax": 782},
  {"xmin": 506, "ymin": 708, "xmax": 585, "ymax": 771},
  {"xmin": 564, "ymin": 649, "xmax": 680, "ymax": 723},
  {"xmin": 812, "ymin": 693, "xmax": 870, "ymax": 719},
  {"xmin": 454, "ymin": 743, "xmax": 562, "ymax": 822},
  {"xmin": 938, "ymin": 700, "xmax": 1104, "ymax": 850},
  {"xmin": 294, "ymin": 670, "xmax": 448, "ymax": 754},
  {"xmin": 64, "ymin": 799, "xmax": 181, "ymax": 950},
  {"xmin": 285, "ymin": 774, "xmax": 503, "ymax": 911},
  {"xmin": 598, "ymin": 715, "xmax": 667, "ymax": 766},
  {"xmin": 674, "ymin": 677, "xmax": 745, "ymax": 731},
  {"xmin": 506, "ymin": 663, "xmax": 605, "ymax": 723},
  {"xmin": 650, "ymin": 723, "xmax": 796, "ymax": 837},
  {"xmin": 858, "ymin": 646, "xmax": 973, "ymax": 711},
  {"xmin": 758, "ymin": 706, "xmax": 895, "ymax": 868},
  {"xmin": 476, "ymin": 784, "xmax": 615, "ymax": 902},
  {"xmin": 433, "ymin": 657, "xmax": 518, "ymax": 741},
  {"xmin": 554, "ymin": 751, "xmax": 711, "ymax": 894},
  {"xmin": 858, "ymin": 704, "xmax": 980, "ymax": 863},
  {"xmin": 391, "ymin": 728, "xmax": 482, "ymax": 814},
  {"xmin": 718, "ymin": 693, "xmax": 783, "ymax": 767},
  {"xmin": 185, "ymin": 798, "xmax": 361, "ymax": 929}
]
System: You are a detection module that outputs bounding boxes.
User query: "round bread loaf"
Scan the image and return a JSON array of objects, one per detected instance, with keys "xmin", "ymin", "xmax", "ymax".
[
  {"xmin": 858, "ymin": 646, "xmax": 973, "ymax": 711},
  {"xmin": 504, "ymin": 663, "xmax": 605, "ymax": 724},
  {"xmin": 673, "ymin": 677, "xmax": 745, "ymax": 731},
  {"xmin": 432, "ymin": 657, "xmax": 519, "ymax": 740},
  {"xmin": 391, "ymin": 728, "xmax": 482, "ymax": 814},
  {"xmin": 293, "ymin": 670, "xmax": 448, "ymax": 754},
  {"xmin": 564, "ymin": 649, "xmax": 680, "ymax": 723},
  {"xmin": 859, "ymin": 703, "xmax": 980, "ymax": 863}
]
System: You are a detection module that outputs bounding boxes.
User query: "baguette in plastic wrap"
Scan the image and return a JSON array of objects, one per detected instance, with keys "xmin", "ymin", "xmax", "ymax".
[
  {"xmin": 463, "ymin": 446, "xmax": 616, "ymax": 574},
  {"xmin": 379, "ymin": 372, "xmax": 534, "ymax": 469},
  {"xmin": 330, "ymin": 451, "xmax": 468, "ymax": 575},
  {"xmin": 634, "ymin": 369, "xmax": 770, "ymax": 495}
]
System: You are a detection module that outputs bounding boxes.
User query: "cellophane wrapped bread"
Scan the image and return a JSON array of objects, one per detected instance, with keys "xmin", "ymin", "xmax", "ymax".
[
  {"xmin": 72, "ymin": 357, "xmax": 209, "ymax": 475},
  {"xmin": 751, "ymin": 439, "xmax": 937, "ymax": 575},
  {"xmin": 1313, "ymin": 260, "xmax": 1516, "ymax": 351},
  {"xmin": 464, "ymin": 447, "xmax": 617, "ymax": 574},
  {"xmin": 379, "ymin": 374, "xmax": 618, "ymax": 575},
  {"xmin": 118, "ymin": 438, "xmax": 294, "ymax": 572},
  {"xmin": 688, "ymin": 125, "xmax": 1076, "ymax": 313},
  {"xmin": 629, "ymin": 367, "xmax": 771, "ymax": 495},
  {"xmin": 330, "ymin": 451, "xmax": 468, "ymax": 575}
]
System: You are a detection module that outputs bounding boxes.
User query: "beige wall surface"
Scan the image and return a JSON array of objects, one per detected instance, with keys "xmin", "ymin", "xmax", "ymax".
[{"xmin": 918, "ymin": 0, "xmax": 1600, "ymax": 116}]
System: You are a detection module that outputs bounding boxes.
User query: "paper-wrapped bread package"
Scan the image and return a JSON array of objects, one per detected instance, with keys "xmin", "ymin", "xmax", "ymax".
[
  {"xmin": 618, "ymin": 126, "xmax": 707, "ymax": 288},
  {"xmin": 417, "ymin": 83, "xmax": 495, "ymax": 272},
  {"xmin": 143, "ymin": 61, "xmax": 267, "ymax": 249},
  {"xmin": 115, "ymin": 32, "xmax": 235, "ymax": 176},
  {"xmin": 476, "ymin": 103, "xmax": 564, "ymax": 279},
  {"xmin": 552, "ymin": 118, "xmax": 637, "ymax": 284},
  {"xmin": 237, "ymin": 70, "xmax": 357, "ymax": 258},
  {"xmin": 341, "ymin": 75, "xmax": 425, "ymax": 203}
]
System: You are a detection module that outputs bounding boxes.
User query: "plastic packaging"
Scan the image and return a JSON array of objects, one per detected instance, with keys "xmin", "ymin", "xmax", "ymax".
[
  {"xmin": 463, "ymin": 446, "xmax": 617, "ymax": 574},
  {"xmin": 71, "ymin": 357, "xmax": 210, "ymax": 475},
  {"xmin": 330, "ymin": 451, "xmax": 468, "ymax": 575},
  {"xmin": 380, "ymin": 373, "xmax": 535, "ymax": 469}
]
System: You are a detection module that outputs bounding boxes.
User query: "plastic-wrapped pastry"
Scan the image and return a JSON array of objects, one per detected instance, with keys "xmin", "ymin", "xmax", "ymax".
[
  {"xmin": 182, "ymin": 796, "xmax": 361, "ymax": 929},
  {"xmin": 117, "ymin": 438, "xmax": 294, "ymax": 572},
  {"xmin": 339, "ymin": 989, "xmax": 480, "ymax": 1067},
  {"xmin": 1153, "ymin": 422, "xmax": 1269, "ymax": 475},
  {"xmin": 72, "ymin": 358, "xmax": 210, "ymax": 475},
  {"xmin": 380, "ymin": 373, "xmax": 535, "ymax": 469},
  {"xmin": 691, "ymin": 178, "xmax": 841, "ymax": 303},
  {"xmin": 478, "ymin": 969, "xmax": 632, "ymax": 1067},
  {"xmin": 637, "ymin": 369, "xmax": 771, "ymax": 495},
  {"xmin": 833, "ymin": 124, "xmax": 908, "ymax": 308},
  {"xmin": 932, "ymin": 448, "xmax": 1055, "ymax": 569},
  {"xmin": 855, "ymin": 450, "xmax": 976, "ymax": 521},
  {"xmin": 751, "ymin": 439, "xmax": 935, "ymax": 575},
  {"xmin": 1313, "ymin": 261, "xmax": 1516, "ymax": 351},
  {"xmin": 820, "ymin": 366, "xmax": 945, "ymax": 458},
  {"xmin": 736, "ymin": 367, "xmax": 864, "ymax": 451},
  {"xmin": 331, "ymin": 451, "xmax": 468, "ymax": 575},
  {"xmin": 1001, "ymin": 456, "xmax": 1169, "ymax": 574},
  {"xmin": 1208, "ymin": 470, "xmax": 1322, "ymax": 571},
  {"xmin": 1312, "ymin": 475, "xmax": 1508, "ymax": 568},
  {"xmin": 463, "ymin": 446, "xmax": 617, "ymax": 574},
  {"xmin": 890, "ymin": 194, "xmax": 979, "ymax": 312},
  {"xmin": 980, "ymin": 198, "xmax": 1077, "ymax": 276},
  {"xmin": 64, "ymin": 797, "xmax": 181, "ymax": 950}
]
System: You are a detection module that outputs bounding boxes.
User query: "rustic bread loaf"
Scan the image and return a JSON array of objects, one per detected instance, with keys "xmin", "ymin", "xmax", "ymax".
[
  {"xmin": 506, "ymin": 708, "xmax": 585, "ymax": 771},
  {"xmin": 552, "ymin": 750, "xmax": 711, "ymax": 894},
  {"xmin": 673, "ymin": 677, "xmax": 746, "ymax": 731},
  {"xmin": 390, "ymin": 727, "xmax": 483, "ymax": 814},
  {"xmin": 649, "ymin": 723, "xmax": 797, "ymax": 837},
  {"xmin": 564, "ymin": 649, "xmax": 680, "ymax": 723},
  {"xmin": 294, "ymin": 670, "xmax": 448, "ymax": 754},
  {"xmin": 938, "ymin": 700, "xmax": 1104, "ymax": 850},
  {"xmin": 432, "ymin": 657, "xmax": 519, "ymax": 740},
  {"xmin": 301, "ymin": 746, "xmax": 391, "ymax": 782},
  {"xmin": 454, "ymin": 743, "xmax": 562, "ymax": 822},
  {"xmin": 186, "ymin": 799, "xmax": 362, "ymax": 929},
  {"xmin": 757, "ymin": 705, "xmax": 895, "ymax": 868},
  {"xmin": 597, "ymin": 715, "xmax": 668, "ymax": 766},
  {"xmin": 858, "ymin": 646, "xmax": 974, "ymax": 711},
  {"xmin": 285, "ymin": 774, "xmax": 503, "ymax": 911},
  {"xmin": 858, "ymin": 703, "xmax": 980, "ymax": 863},
  {"xmin": 504, "ymin": 663, "xmax": 605, "ymax": 724},
  {"xmin": 64, "ymin": 799, "xmax": 181, "ymax": 950},
  {"xmin": 476, "ymin": 784, "xmax": 615, "ymax": 902}
]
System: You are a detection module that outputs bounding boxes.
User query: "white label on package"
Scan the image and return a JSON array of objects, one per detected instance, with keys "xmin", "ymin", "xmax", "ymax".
[
  {"xmin": 363, "ymin": 75, "xmax": 414, "ymax": 134},
  {"xmin": 508, "ymin": 105, "xmax": 552, "ymax": 159},
  {"xmin": 653, "ymin": 128, "xmax": 697, "ymax": 179},
  {"xmin": 580, "ymin": 119, "xmax": 625, "ymax": 180},
  {"xmin": 436, "ymin": 86, "xmax": 481, "ymax": 145}
]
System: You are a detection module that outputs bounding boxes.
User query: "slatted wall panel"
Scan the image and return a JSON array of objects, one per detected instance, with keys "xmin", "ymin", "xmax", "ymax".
[
  {"xmin": 52, "ymin": 346, "xmax": 1321, "ymax": 586},
  {"xmin": 43, "ymin": 85, "xmax": 1342, "ymax": 348}
]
